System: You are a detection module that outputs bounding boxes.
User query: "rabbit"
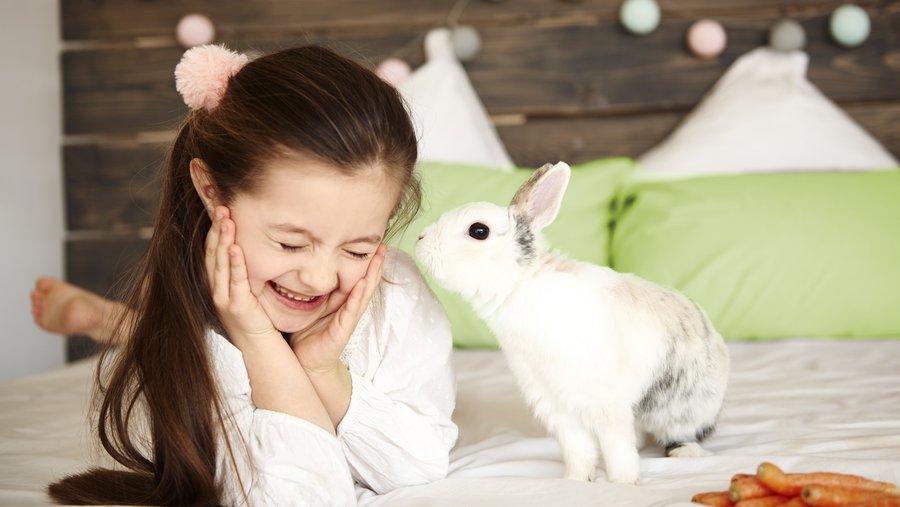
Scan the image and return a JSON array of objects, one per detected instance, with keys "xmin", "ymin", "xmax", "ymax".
[{"xmin": 415, "ymin": 161, "xmax": 729, "ymax": 484}]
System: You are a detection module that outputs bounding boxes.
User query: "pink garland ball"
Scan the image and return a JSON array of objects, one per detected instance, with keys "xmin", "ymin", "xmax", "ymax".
[
  {"xmin": 176, "ymin": 13, "xmax": 216, "ymax": 49},
  {"xmin": 375, "ymin": 58, "xmax": 412, "ymax": 87},
  {"xmin": 687, "ymin": 19, "xmax": 727, "ymax": 59}
]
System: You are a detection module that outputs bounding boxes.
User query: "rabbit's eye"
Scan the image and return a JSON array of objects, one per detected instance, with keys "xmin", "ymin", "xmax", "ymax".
[{"xmin": 468, "ymin": 222, "xmax": 490, "ymax": 240}]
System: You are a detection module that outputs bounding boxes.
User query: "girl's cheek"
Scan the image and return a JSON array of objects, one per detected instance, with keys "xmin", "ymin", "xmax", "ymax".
[
  {"xmin": 339, "ymin": 266, "xmax": 366, "ymax": 293},
  {"xmin": 238, "ymin": 250, "xmax": 270, "ymax": 294}
]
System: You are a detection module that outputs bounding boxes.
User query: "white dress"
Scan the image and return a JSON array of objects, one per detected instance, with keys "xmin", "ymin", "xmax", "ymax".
[{"xmin": 208, "ymin": 249, "xmax": 458, "ymax": 506}]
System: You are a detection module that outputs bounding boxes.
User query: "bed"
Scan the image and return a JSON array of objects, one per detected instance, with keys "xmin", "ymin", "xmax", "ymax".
[
  {"xmin": 2, "ymin": 340, "xmax": 900, "ymax": 505},
  {"xmin": 8, "ymin": 1, "xmax": 900, "ymax": 505}
]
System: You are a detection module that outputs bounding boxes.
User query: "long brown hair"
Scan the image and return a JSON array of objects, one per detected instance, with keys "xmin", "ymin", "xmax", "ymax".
[{"xmin": 49, "ymin": 45, "xmax": 419, "ymax": 505}]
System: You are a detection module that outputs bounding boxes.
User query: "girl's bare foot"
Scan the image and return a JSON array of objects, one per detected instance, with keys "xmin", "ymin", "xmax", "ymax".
[{"xmin": 31, "ymin": 277, "xmax": 113, "ymax": 343}]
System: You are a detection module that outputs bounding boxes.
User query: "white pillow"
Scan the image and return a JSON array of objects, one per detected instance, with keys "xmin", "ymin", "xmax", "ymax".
[
  {"xmin": 399, "ymin": 28, "xmax": 515, "ymax": 169},
  {"xmin": 637, "ymin": 47, "xmax": 898, "ymax": 176}
]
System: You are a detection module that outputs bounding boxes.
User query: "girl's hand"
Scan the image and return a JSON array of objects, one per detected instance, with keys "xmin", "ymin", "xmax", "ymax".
[
  {"xmin": 206, "ymin": 206, "xmax": 334, "ymax": 431},
  {"xmin": 206, "ymin": 206, "xmax": 279, "ymax": 344},
  {"xmin": 290, "ymin": 244, "xmax": 387, "ymax": 375}
]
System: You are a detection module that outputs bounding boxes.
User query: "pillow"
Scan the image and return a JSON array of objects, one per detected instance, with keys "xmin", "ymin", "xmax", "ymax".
[
  {"xmin": 399, "ymin": 28, "xmax": 515, "ymax": 169},
  {"xmin": 610, "ymin": 170, "xmax": 900, "ymax": 340},
  {"xmin": 637, "ymin": 47, "xmax": 898, "ymax": 176},
  {"xmin": 391, "ymin": 157, "xmax": 634, "ymax": 348}
]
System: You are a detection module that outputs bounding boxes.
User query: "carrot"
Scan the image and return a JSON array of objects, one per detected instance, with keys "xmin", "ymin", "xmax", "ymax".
[
  {"xmin": 852, "ymin": 496, "xmax": 900, "ymax": 507},
  {"xmin": 757, "ymin": 462, "xmax": 900, "ymax": 497},
  {"xmin": 802, "ymin": 484, "xmax": 900, "ymax": 507},
  {"xmin": 693, "ymin": 491, "xmax": 735, "ymax": 506},
  {"xmin": 777, "ymin": 498, "xmax": 806, "ymax": 507},
  {"xmin": 730, "ymin": 476, "xmax": 775, "ymax": 502},
  {"xmin": 733, "ymin": 496, "xmax": 790, "ymax": 507}
]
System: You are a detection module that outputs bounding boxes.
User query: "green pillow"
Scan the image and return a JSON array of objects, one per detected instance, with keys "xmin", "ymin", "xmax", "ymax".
[
  {"xmin": 391, "ymin": 158, "xmax": 634, "ymax": 348},
  {"xmin": 610, "ymin": 170, "xmax": 900, "ymax": 340}
]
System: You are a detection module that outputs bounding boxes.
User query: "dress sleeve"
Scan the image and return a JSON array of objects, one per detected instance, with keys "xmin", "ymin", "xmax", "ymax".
[
  {"xmin": 335, "ymin": 250, "xmax": 458, "ymax": 494},
  {"xmin": 207, "ymin": 331, "xmax": 358, "ymax": 507}
]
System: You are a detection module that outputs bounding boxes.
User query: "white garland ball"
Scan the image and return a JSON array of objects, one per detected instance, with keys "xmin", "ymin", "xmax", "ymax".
[
  {"xmin": 769, "ymin": 19, "xmax": 806, "ymax": 52},
  {"xmin": 452, "ymin": 26, "xmax": 482, "ymax": 61}
]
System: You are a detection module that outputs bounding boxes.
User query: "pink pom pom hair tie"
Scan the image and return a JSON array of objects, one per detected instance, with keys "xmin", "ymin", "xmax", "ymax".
[{"xmin": 174, "ymin": 44, "xmax": 249, "ymax": 112}]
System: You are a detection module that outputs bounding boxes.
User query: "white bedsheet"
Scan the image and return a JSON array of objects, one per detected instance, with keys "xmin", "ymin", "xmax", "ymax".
[{"xmin": 2, "ymin": 340, "xmax": 899, "ymax": 506}]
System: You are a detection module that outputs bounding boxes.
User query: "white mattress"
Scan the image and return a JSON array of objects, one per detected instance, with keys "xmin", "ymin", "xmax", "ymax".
[{"xmin": 2, "ymin": 339, "xmax": 899, "ymax": 506}]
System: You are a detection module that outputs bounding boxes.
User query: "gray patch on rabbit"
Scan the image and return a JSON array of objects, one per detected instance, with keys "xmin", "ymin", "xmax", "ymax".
[
  {"xmin": 637, "ymin": 346, "xmax": 688, "ymax": 414},
  {"xmin": 636, "ymin": 338, "xmax": 706, "ymax": 420},
  {"xmin": 513, "ymin": 213, "xmax": 535, "ymax": 264},
  {"xmin": 636, "ymin": 368, "xmax": 675, "ymax": 413}
]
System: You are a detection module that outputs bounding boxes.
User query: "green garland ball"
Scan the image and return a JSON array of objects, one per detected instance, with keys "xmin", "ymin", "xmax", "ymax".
[
  {"xmin": 829, "ymin": 4, "xmax": 871, "ymax": 48},
  {"xmin": 619, "ymin": 0, "xmax": 661, "ymax": 36}
]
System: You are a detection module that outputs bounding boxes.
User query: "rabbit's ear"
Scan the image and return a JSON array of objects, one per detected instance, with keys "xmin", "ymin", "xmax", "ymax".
[{"xmin": 511, "ymin": 162, "xmax": 571, "ymax": 231}]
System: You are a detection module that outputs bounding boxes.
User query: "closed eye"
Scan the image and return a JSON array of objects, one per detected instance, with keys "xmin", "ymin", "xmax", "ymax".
[
  {"xmin": 279, "ymin": 243, "xmax": 305, "ymax": 252},
  {"xmin": 346, "ymin": 250, "xmax": 371, "ymax": 260}
]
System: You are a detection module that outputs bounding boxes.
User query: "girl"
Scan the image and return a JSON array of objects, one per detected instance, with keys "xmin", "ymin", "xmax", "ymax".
[{"xmin": 32, "ymin": 44, "xmax": 457, "ymax": 506}]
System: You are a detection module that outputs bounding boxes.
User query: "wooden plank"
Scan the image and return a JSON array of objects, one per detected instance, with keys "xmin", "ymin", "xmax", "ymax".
[
  {"xmin": 464, "ymin": 0, "xmax": 891, "ymax": 29},
  {"xmin": 66, "ymin": 236, "xmax": 148, "ymax": 298},
  {"xmin": 66, "ymin": 336, "xmax": 98, "ymax": 363},
  {"xmin": 64, "ymin": 236, "xmax": 148, "ymax": 361},
  {"xmin": 62, "ymin": 47, "xmax": 188, "ymax": 135},
  {"xmin": 845, "ymin": 102, "xmax": 900, "ymax": 163},
  {"xmin": 61, "ymin": 0, "xmax": 457, "ymax": 41},
  {"xmin": 60, "ymin": 0, "xmax": 886, "ymax": 42},
  {"xmin": 62, "ymin": 10, "xmax": 900, "ymax": 136},
  {"xmin": 501, "ymin": 102, "xmax": 900, "ymax": 168},
  {"xmin": 62, "ymin": 33, "xmax": 424, "ymax": 135},
  {"xmin": 467, "ymin": 11, "xmax": 900, "ymax": 115},
  {"xmin": 498, "ymin": 112, "xmax": 681, "ymax": 168},
  {"xmin": 64, "ymin": 144, "xmax": 166, "ymax": 231}
]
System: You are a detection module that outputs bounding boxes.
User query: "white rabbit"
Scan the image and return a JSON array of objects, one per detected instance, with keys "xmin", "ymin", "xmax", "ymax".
[{"xmin": 415, "ymin": 162, "xmax": 729, "ymax": 484}]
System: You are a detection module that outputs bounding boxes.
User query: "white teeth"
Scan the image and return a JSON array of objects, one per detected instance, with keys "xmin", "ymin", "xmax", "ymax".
[{"xmin": 274, "ymin": 284, "xmax": 316, "ymax": 302}]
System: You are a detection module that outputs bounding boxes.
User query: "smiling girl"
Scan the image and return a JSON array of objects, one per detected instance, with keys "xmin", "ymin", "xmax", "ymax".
[{"xmin": 31, "ymin": 44, "xmax": 457, "ymax": 506}]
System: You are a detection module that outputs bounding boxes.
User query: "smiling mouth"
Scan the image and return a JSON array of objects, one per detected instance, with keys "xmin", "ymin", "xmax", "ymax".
[
  {"xmin": 269, "ymin": 281, "xmax": 329, "ymax": 311},
  {"xmin": 273, "ymin": 282, "xmax": 318, "ymax": 302}
]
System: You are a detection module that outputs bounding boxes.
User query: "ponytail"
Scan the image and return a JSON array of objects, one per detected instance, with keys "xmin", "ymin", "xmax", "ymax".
[{"xmin": 48, "ymin": 123, "xmax": 226, "ymax": 506}]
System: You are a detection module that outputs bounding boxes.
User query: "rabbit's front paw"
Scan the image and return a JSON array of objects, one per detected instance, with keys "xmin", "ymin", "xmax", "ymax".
[
  {"xmin": 605, "ymin": 465, "xmax": 639, "ymax": 484},
  {"xmin": 603, "ymin": 450, "xmax": 640, "ymax": 484},
  {"xmin": 563, "ymin": 458, "xmax": 596, "ymax": 482}
]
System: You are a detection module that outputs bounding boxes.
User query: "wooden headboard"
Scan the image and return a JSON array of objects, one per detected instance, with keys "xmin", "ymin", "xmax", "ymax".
[{"xmin": 60, "ymin": 0, "xmax": 900, "ymax": 359}]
